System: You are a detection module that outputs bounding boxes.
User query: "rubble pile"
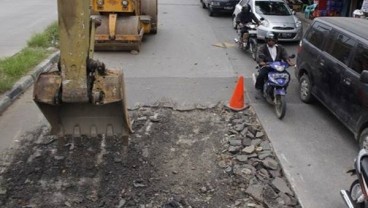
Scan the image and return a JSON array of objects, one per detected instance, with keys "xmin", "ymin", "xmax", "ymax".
[
  {"xmin": 0, "ymin": 104, "xmax": 301, "ymax": 208},
  {"xmin": 218, "ymin": 108, "xmax": 300, "ymax": 208}
]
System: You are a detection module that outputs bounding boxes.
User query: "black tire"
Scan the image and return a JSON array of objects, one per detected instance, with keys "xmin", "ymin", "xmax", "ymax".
[
  {"xmin": 202, "ymin": 1, "xmax": 206, "ymax": 8},
  {"xmin": 141, "ymin": 0, "xmax": 158, "ymax": 34},
  {"xmin": 249, "ymin": 39, "xmax": 258, "ymax": 60},
  {"xmin": 349, "ymin": 180, "xmax": 365, "ymax": 208},
  {"xmin": 209, "ymin": 7, "xmax": 214, "ymax": 16},
  {"xmin": 150, "ymin": 28, "xmax": 157, "ymax": 34},
  {"xmin": 299, "ymin": 74, "xmax": 314, "ymax": 103},
  {"xmin": 359, "ymin": 128, "xmax": 368, "ymax": 150},
  {"xmin": 275, "ymin": 95, "xmax": 286, "ymax": 119}
]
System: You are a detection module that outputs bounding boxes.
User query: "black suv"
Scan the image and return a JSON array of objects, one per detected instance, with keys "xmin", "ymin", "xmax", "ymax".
[
  {"xmin": 200, "ymin": 0, "xmax": 239, "ymax": 16},
  {"xmin": 295, "ymin": 17, "xmax": 368, "ymax": 148}
]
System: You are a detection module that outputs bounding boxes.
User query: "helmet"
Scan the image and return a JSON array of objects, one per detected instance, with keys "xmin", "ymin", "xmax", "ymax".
[
  {"xmin": 241, "ymin": 4, "xmax": 250, "ymax": 13},
  {"xmin": 353, "ymin": 9, "xmax": 364, "ymax": 18},
  {"xmin": 265, "ymin": 32, "xmax": 277, "ymax": 42}
]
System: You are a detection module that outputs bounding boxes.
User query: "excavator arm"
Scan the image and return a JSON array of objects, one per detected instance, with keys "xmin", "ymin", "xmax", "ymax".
[{"xmin": 33, "ymin": 0, "xmax": 132, "ymax": 140}]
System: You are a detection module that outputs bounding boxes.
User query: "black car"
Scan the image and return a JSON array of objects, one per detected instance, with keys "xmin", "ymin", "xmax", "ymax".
[
  {"xmin": 200, "ymin": 0, "xmax": 239, "ymax": 16},
  {"xmin": 295, "ymin": 17, "xmax": 368, "ymax": 149}
]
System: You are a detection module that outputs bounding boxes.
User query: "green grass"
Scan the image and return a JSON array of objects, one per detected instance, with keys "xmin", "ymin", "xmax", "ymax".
[{"xmin": 0, "ymin": 22, "xmax": 58, "ymax": 93}]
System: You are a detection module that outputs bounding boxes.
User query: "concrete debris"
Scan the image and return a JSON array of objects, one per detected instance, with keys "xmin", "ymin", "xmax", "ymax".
[
  {"xmin": 0, "ymin": 106, "xmax": 299, "ymax": 207},
  {"xmin": 272, "ymin": 177, "xmax": 293, "ymax": 196},
  {"xmin": 219, "ymin": 108, "xmax": 299, "ymax": 207}
]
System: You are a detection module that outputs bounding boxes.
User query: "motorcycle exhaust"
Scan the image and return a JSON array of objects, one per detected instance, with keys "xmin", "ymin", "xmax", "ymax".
[
  {"xmin": 252, "ymin": 73, "xmax": 257, "ymax": 86},
  {"xmin": 340, "ymin": 190, "xmax": 355, "ymax": 208}
]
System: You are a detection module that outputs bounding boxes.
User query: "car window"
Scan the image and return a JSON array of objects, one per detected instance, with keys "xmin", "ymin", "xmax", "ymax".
[
  {"xmin": 326, "ymin": 32, "xmax": 356, "ymax": 65},
  {"xmin": 305, "ymin": 22, "xmax": 330, "ymax": 50},
  {"xmin": 255, "ymin": 1, "xmax": 291, "ymax": 15},
  {"xmin": 351, "ymin": 43, "xmax": 368, "ymax": 74}
]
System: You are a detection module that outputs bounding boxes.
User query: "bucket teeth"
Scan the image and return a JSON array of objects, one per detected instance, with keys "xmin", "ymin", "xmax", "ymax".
[
  {"xmin": 73, "ymin": 126, "xmax": 81, "ymax": 138},
  {"xmin": 34, "ymin": 102, "xmax": 131, "ymax": 138},
  {"xmin": 106, "ymin": 125, "xmax": 114, "ymax": 137},
  {"xmin": 90, "ymin": 125, "xmax": 98, "ymax": 138},
  {"xmin": 68, "ymin": 125, "xmax": 116, "ymax": 138},
  {"xmin": 60, "ymin": 124, "xmax": 126, "ymax": 138}
]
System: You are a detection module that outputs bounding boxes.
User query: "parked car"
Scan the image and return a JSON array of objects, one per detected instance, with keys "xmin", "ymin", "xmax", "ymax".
[
  {"xmin": 295, "ymin": 17, "xmax": 368, "ymax": 149},
  {"xmin": 232, "ymin": 0, "xmax": 303, "ymax": 41},
  {"xmin": 201, "ymin": 0, "xmax": 239, "ymax": 16}
]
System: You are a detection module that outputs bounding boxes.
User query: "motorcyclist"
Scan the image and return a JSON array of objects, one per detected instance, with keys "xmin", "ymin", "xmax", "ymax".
[
  {"xmin": 255, "ymin": 32, "xmax": 295, "ymax": 91},
  {"xmin": 235, "ymin": 4, "xmax": 261, "ymax": 48}
]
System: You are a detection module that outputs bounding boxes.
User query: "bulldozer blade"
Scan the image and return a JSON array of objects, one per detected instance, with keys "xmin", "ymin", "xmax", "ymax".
[
  {"xmin": 94, "ymin": 15, "xmax": 143, "ymax": 51},
  {"xmin": 35, "ymin": 101, "xmax": 131, "ymax": 138}
]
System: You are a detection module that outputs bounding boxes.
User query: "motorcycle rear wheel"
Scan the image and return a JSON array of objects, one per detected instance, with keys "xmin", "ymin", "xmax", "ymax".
[
  {"xmin": 249, "ymin": 39, "xmax": 258, "ymax": 60},
  {"xmin": 349, "ymin": 180, "xmax": 365, "ymax": 208},
  {"xmin": 275, "ymin": 95, "xmax": 286, "ymax": 119}
]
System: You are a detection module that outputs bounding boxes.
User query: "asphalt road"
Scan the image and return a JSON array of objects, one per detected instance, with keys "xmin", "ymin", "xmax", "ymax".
[
  {"xmin": 0, "ymin": 0, "xmax": 359, "ymax": 207},
  {"xmin": 0, "ymin": 0, "xmax": 57, "ymax": 57}
]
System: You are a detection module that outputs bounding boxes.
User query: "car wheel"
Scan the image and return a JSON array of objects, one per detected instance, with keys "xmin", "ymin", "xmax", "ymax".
[
  {"xmin": 359, "ymin": 128, "xmax": 368, "ymax": 150},
  {"xmin": 232, "ymin": 16, "xmax": 238, "ymax": 29},
  {"xmin": 209, "ymin": 8, "xmax": 214, "ymax": 16},
  {"xmin": 201, "ymin": 1, "xmax": 206, "ymax": 8},
  {"xmin": 299, "ymin": 74, "xmax": 314, "ymax": 103}
]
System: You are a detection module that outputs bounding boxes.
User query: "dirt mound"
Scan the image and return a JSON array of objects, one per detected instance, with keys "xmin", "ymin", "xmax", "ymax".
[{"xmin": 0, "ymin": 105, "xmax": 300, "ymax": 208}]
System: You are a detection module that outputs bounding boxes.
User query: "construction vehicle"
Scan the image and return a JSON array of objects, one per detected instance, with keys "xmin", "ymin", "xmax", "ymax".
[
  {"xmin": 33, "ymin": 0, "xmax": 132, "ymax": 144},
  {"xmin": 91, "ymin": 0, "xmax": 158, "ymax": 51}
]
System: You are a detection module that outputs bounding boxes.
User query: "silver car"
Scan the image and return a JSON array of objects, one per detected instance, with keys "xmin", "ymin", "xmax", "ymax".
[{"xmin": 233, "ymin": 0, "xmax": 303, "ymax": 41}]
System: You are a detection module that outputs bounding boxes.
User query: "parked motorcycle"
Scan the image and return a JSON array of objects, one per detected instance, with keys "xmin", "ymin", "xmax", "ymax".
[
  {"xmin": 234, "ymin": 22, "xmax": 259, "ymax": 60},
  {"xmin": 252, "ymin": 55, "xmax": 295, "ymax": 119},
  {"xmin": 340, "ymin": 149, "xmax": 368, "ymax": 208}
]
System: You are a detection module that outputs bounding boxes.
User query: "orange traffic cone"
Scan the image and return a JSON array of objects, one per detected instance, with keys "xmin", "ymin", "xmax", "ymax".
[{"xmin": 226, "ymin": 75, "xmax": 247, "ymax": 111}]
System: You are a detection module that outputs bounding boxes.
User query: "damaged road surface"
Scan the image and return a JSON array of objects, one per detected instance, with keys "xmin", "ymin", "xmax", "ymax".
[{"xmin": 0, "ymin": 105, "xmax": 301, "ymax": 208}]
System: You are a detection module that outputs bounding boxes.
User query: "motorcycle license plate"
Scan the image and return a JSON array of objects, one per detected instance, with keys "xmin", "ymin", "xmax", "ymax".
[
  {"xmin": 249, "ymin": 30, "xmax": 257, "ymax": 35},
  {"xmin": 275, "ymin": 88, "xmax": 286, "ymax": 95},
  {"xmin": 280, "ymin": 33, "xmax": 293, "ymax": 38}
]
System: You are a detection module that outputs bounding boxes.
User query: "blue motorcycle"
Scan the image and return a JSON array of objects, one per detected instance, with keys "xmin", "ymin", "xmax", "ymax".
[{"xmin": 252, "ymin": 56, "xmax": 294, "ymax": 119}]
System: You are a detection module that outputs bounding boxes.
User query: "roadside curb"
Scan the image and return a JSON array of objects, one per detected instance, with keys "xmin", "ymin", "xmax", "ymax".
[{"xmin": 0, "ymin": 51, "xmax": 60, "ymax": 114}]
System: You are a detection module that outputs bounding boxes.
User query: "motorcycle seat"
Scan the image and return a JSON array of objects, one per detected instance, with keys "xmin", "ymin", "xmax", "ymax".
[{"xmin": 360, "ymin": 156, "xmax": 368, "ymax": 182}]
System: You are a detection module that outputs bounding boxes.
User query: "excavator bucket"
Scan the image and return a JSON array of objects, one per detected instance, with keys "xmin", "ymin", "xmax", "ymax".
[
  {"xmin": 33, "ymin": 0, "xmax": 132, "ymax": 140},
  {"xmin": 33, "ymin": 71, "xmax": 131, "ymax": 138}
]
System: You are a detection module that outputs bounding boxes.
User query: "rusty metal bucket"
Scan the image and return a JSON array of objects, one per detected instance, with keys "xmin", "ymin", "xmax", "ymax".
[
  {"xmin": 34, "ymin": 69, "xmax": 132, "ymax": 139},
  {"xmin": 33, "ymin": 0, "xmax": 132, "ymax": 142}
]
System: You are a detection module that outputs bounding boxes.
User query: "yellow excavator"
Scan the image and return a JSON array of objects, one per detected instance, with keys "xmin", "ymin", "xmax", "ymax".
[
  {"xmin": 33, "ymin": 0, "xmax": 132, "ymax": 144},
  {"xmin": 91, "ymin": 0, "xmax": 158, "ymax": 51}
]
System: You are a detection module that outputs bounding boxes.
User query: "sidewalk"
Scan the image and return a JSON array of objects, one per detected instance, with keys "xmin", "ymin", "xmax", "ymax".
[{"xmin": 0, "ymin": 52, "xmax": 59, "ymax": 114}]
